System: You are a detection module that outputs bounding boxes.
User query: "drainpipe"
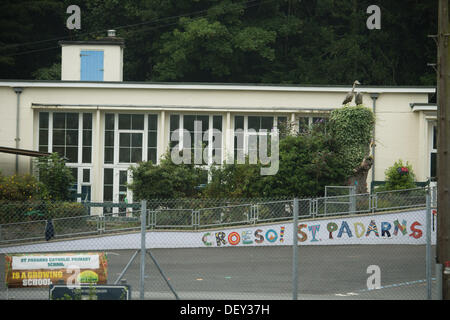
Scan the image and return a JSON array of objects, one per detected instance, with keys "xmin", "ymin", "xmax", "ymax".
[
  {"xmin": 370, "ymin": 93, "xmax": 379, "ymax": 192},
  {"xmin": 13, "ymin": 87, "xmax": 23, "ymax": 174}
]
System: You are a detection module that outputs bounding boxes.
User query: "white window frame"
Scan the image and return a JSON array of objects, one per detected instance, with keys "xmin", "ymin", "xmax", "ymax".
[
  {"xmin": 169, "ymin": 113, "xmax": 224, "ymax": 167},
  {"xmin": 38, "ymin": 111, "xmax": 93, "ymax": 200},
  {"xmin": 102, "ymin": 112, "xmax": 158, "ymax": 207},
  {"xmin": 232, "ymin": 115, "xmax": 285, "ymax": 156}
]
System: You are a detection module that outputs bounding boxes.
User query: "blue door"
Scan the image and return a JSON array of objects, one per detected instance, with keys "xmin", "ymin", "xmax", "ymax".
[{"xmin": 80, "ymin": 50, "xmax": 104, "ymax": 81}]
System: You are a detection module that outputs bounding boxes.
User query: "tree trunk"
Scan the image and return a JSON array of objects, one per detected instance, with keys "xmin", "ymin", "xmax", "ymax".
[{"xmin": 347, "ymin": 156, "xmax": 373, "ymax": 194}]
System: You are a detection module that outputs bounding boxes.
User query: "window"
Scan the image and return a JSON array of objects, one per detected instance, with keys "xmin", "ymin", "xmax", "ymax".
[
  {"xmin": 118, "ymin": 114, "xmax": 144, "ymax": 164},
  {"xmin": 39, "ymin": 112, "xmax": 92, "ymax": 164},
  {"xmin": 233, "ymin": 115, "xmax": 284, "ymax": 161},
  {"xmin": 82, "ymin": 113, "xmax": 92, "ymax": 163},
  {"xmin": 103, "ymin": 168, "xmax": 114, "ymax": 202},
  {"xmin": 104, "ymin": 114, "xmax": 115, "ymax": 164},
  {"xmin": 53, "ymin": 112, "xmax": 78, "ymax": 163},
  {"xmin": 104, "ymin": 113, "xmax": 157, "ymax": 165},
  {"xmin": 39, "ymin": 112, "xmax": 49, "ymax": 153},
  {"xmin": 298, "ymin": 115, "xmax": 328, "ymax": 133},
  {"xmin": 430, "ymin": 124, "xmax": 437, "ymax": 180},
  {"xmin": 119, "ymin": 132, "xmax": 142, "ymax": 163},
  {"xmin": 170, "ymin": 114, "xmax": 223, "ymax": 165},
  {"xmin": 148, "ymin": 115, "xmax": 158, "ymax": 164},
  {"xmin": 119, "ymin": 170, "xmax": 128, "ymax": 202}
]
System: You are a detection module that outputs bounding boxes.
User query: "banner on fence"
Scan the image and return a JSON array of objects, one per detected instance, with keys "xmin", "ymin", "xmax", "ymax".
[
  {"xmin": 4, "ymin": 252, "xmax": 107, "ymax": 288},
  {"xmin": 202, "ymin": 209, "xmax": 437, "ymax": 247},
  {"xmin": 0, "ymin": 210, "xmax": 436, "ymax": 253}
]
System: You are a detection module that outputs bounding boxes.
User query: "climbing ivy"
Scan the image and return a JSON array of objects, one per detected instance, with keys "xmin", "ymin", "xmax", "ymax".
[{"xmin": 328, "ymin": 105, "xmax": 375, "ymax": 177}]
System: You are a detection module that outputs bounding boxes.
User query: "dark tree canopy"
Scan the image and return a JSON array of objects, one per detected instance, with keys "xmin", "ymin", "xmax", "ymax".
[{"xmin": 0, "ymin": 0, "xmax": 437, "ymax": 86}]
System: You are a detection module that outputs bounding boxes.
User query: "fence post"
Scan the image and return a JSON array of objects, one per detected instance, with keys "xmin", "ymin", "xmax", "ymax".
[
  {"xmin": 292, "ymin": 198, "xmax": 299, "ymax": 300},
  {"xmin": 350, "ymin": 186, "xmax": 356, "ymax": 213},
  {"xmin": 426, "ymin": 191, "xmax": 432, "ymax": 300},
  {"xmin": 140, "ymin": 200, "xmax": 147, "ymax": 300}
]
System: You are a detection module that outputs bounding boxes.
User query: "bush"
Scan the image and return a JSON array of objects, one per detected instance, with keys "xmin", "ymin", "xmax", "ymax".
[
  {"xmin": 0, "ymin": 173, "xmax": 48, "ymax": 201},
  {"xmin": 36, "ymin": 153, "xmax": 75, "ymax": 201},
  {"xmin": 129, "ymin": 150, "xmax": 208, "ymax": 200},
  {"xmin": 0, "ymin": 200, "xmax": 88, "ymax": 224},
  {"xmin": 377, "ymin": 159, "xmax": 416, "ymax": 191}
]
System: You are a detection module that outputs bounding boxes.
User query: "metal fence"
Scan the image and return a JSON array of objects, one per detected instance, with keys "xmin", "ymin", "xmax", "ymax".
[{"xmin": 0, "ymin": 187, "xmax": 441, "ymax": 300}]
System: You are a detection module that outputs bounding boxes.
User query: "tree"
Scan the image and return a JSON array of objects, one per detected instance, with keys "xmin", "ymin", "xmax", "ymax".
[
  {"xmin": 128, "ymin": 151, "xmax": 207, "ymax": 200},
  {"xmin": 202, "ymin": 160, "xmax": 265, "ymax": 198},
  {"xmin": 0, "ymin": 0, "xmax": 437, "ymax": 86},
  {"xmin": 328, "ymin": 105, "xmax": 375, "ymax": 193},
  {"xmin": 36, "ymin": 153, "xmax": 75, "ymax": 201},
  {"xmin": 260, "ymin": 125, "xmax": 348, "ymax": 198}
]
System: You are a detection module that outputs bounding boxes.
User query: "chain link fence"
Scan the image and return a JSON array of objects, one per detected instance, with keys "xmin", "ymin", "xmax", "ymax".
[{"xmin": 0, "ymin": 187, "xmax": 439, "ymax": 300}]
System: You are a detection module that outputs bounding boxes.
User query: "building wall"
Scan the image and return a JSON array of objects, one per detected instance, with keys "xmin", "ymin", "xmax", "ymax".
[
  {"xmin": 61, "ymin": 44, "xmax": 123, "ymax": 81},
  {"xmin": 373, "ymin": 93, "xmax": 430, "ymax": 182},
  {"xmin": 0, "ymin": 82, "xmax": 435, "ymax": 204}
]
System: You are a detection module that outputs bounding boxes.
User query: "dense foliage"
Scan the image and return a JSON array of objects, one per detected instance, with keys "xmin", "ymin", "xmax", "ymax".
[
  {"xmin": 130, "ymin": 107, "xmax": 374, "ymax": 199},
  {"xmin": 377, "ymin": 159, "xmax": 417, "ymax": 191},
  {"xmin": 128, "ymin": 151, "xmax": 208, "ymax": 200},
  {"xmin": 0, "ymin": 0, "xmax": 437, "ymax": 87},
  {"xmin": 328, "ymin": 105, "xmax": 375, "ymax": 177},
  {"xmin": 36, "ymin": 153, "xmax": 75, "ymax": 201},
  {"xmin": 0, "ymin": 173, "xmax": 48, "ymax": 201}
]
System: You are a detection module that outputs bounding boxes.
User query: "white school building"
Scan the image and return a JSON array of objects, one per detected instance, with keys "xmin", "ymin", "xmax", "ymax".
[{"xmin": 0, "ymin": 35, "xmax": 437, "ymax": 204}]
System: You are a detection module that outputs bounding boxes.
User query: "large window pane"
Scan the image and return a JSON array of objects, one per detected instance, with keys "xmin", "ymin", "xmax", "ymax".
[
  {"xmin": 170, "ymin": 115, "xmax": 180, "ymax": 132},
  {"xmin": 131, "ymin": 115, "xmax": 144, "ymax": 130},
  {"xmin": 213, "ymin": 116, "xmax": 222, "ymax": 130},
  {"xmin": 82, "ymin": 147, "xmax": 92, "ymax": 163},
  {"xmin": 53, "ymin": 113, "xmax": 66, "ymax": 129},
  {"xmin": 431, "ymin": 152, "xmax": 437, "ymax": 178},
  {"xmin": 105, "ymin": 114, "xmax": 115, "ymax": 130},
  {"xmin": 119, "ymin": 148, "xmax": 131, "ymax": 163},
  {"xmin": 148, "ymin": 132, "xmax": 157, "ymax": 148},
  {"xmin": 131, "ymin": 148, "xmax": 142, "ymax": 163},
  {"xmin": 248, "ymin": 116, "xmax": 259, "ymax": 130},
  {"xmin": 433, "ymin": 125, "xmax": 437, "ymax": 150},
  {"xmin": 39, "ymin": 129, "xmax": 48, "ymax": 146},
  {"xmin": 104, "ymin": 168, "xmax": 113, "ymax": 184},
  {"xmin": 83, "ymin": 130, "xmax": 92, "ymax": 147},
  {"xmin": 235, "ymin": 116, "xmax": 244, "ymax": 130},
  {"xmin": 105, "ymin": 131, "xmax": 114, "ymax": 147},
  {"xmin": 39, "ymin": 112, "xmax": 49, "ymax": 129},
  {"xmin": 66, "ymin": 147, "xmax": 78, "ymax": 163},
  {"xmin": 53, "ymin": 129, "xmax": 65, "ymax": 145},
  {"xmin": 184, "ymin": 115, "xmax": 195, "ymax": 132},
  {"xmin": 118, "ymin": 114, "xmax": 131, "ymax": 130},
  {"xmin": 104, "ymin": 148, "xmax": 114, "ymax": 164},
  {"xmin": 261, "ymin": 116, "xmax": 274, "ymax": 131},
  {"xmin": 66, "ymin": 130, "xmax": 78, "ymax": 146},
  {"xmin": 147, "ymin": 148, "xmax": 157, "ymax": 164},
  {"xmin": 119, "ymin": 133, "xmax": 131, "ymax": 147},
  {"xmin": 66, "ymin": 113, "xmax": 79, "ymax": 129},
  {"xmin": 131, "ymin": 133, "xmax": 142, "ymax": 147},
  {"xmin": 148, "ymin": 115, "xmax": 158, "ymax": 131},
  {"xmin": 197, "ymin": 115, "xmax": 209, "ymax": 132},
  {"xmin": 103, "ymin": 186, "xmax": 113, "ymax": 202},
  {"xmin": 83, "ymin": 113, "xmax": 92, "ymax": 130}
]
